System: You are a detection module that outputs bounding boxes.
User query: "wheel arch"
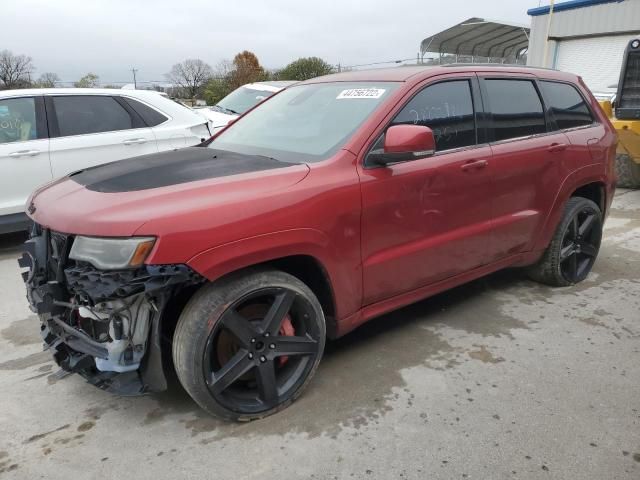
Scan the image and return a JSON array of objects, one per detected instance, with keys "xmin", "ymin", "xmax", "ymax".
[
  {"xmin": 532, "ymin": 168, "xmax": 609, "ymax": 254},
  {"xmin": 186, "ymin": 229, "xmax": 351, "ymax": 338}
]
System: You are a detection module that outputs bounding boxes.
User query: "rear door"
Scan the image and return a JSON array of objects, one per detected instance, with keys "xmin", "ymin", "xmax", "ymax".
[
  {"xmin": 538, "ymin": 80, "xmax": 602, "ymax": 163},
  {"xmin": 479, "ymin": 75, "xmax": 571, "ymax": 261},
  {"xmin": 46, "ymin": 94, "xmax": 157, "ymax": 178},
  {"xmin": 0, "ymin": 95, "xmax": 51, "ymax": 216},
  {"xmin": 118, "ymin": 96, "xmax": 195, "ymax": 151}
]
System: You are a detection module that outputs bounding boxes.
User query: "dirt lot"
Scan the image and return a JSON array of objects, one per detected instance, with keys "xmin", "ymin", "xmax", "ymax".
[{"xmin": 0, "ymin": 190, "xmax": 638, "ymax": 480}]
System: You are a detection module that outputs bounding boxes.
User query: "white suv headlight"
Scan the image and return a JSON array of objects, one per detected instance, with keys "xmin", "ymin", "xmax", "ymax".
[{"xmin": 69, "ymin": 236, "xmax": 156, "ymax": 270}]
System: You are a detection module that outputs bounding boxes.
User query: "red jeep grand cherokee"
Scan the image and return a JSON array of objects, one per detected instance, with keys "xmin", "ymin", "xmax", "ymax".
[{"xmin": 20, "ymin": 65, "xmax": 616, "ymax": 420}]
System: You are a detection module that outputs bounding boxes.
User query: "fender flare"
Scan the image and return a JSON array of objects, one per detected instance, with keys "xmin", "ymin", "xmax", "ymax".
[
  {"xmin": 532, "ymin": 165, "xmax": 607, "ymax": 252},
  {"xmin": 185, "ymin": 228, "xmax": 360, "ymax": 323}
]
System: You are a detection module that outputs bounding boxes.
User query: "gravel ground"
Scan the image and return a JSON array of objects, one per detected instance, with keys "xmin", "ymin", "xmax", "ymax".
[{"xmin": 0, "ymin": 190, "xmax": 638, "ymax": 480}]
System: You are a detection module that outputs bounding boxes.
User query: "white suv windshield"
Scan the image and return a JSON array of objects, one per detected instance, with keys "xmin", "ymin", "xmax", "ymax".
[
  {"xmin": 216, "ymin": 86, "xmax": 276, "ymax": 115},
  {"xmin": 210, "ymin": 82, "xmax": 399, "ymax": 163}
]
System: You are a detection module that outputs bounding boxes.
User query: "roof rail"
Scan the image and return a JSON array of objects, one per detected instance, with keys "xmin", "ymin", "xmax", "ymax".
[{"xmin": 440, "ymin": 63, "xmax": 559, "ymax": 71}]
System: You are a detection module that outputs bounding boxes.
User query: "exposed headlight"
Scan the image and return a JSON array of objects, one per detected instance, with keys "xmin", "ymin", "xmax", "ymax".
[{"xmin": 69, "ymin": 236, "xmax": 156, "ymax": 270}]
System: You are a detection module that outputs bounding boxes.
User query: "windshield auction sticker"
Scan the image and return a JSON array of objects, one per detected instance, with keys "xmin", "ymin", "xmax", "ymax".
[{"xmin": 337, "ymin": 88, "xmax": 386, "ymax": 99}]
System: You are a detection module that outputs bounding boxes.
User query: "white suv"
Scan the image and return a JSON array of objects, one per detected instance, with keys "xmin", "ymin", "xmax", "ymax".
[
  {"xmin": 0, "ymin": 88, "xmax": 211, "ymax": 233},
  {"xmin": 195, "ymin": 81, "xmax": 296, "ymax": 132}
]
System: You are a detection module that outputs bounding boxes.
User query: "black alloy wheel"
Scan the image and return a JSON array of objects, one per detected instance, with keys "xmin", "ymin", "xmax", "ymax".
[
  {"xmin": 527, "ymin": 196, "xmax": 603, "ymax": 287},
  {"xmin": 558, "ymin": 207, "xmax": 601, "ymax": 283},
  {"xmin": 173, "ymin": 270, "xmax": 325, "ymax": 421}
]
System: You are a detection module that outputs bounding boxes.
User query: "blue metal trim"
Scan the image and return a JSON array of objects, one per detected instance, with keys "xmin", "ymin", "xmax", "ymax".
[{"xmin": 527, "ymin": 0, "xmax": 625, "ymax": 16}]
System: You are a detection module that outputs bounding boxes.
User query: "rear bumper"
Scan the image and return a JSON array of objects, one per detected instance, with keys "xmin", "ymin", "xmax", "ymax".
[{"xmin": 19, "ymin": 225, "xmax": 204, "ymax": 395}]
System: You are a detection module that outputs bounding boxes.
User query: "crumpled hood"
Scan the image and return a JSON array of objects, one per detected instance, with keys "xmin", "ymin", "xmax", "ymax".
[{"xmin": 28, "ymin": 147, "xmax": 309, "ymax": 237}]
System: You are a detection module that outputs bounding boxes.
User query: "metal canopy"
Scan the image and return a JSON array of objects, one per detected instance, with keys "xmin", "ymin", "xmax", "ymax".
[{"xmin": 420, "ymin": 17, "xmax": 530, "ymax": 60}]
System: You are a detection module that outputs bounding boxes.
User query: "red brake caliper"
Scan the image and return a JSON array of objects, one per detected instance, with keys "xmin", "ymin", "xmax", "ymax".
[{"xmin": 278, "ymin": 314, "xmax": 295, "ymax": 366}]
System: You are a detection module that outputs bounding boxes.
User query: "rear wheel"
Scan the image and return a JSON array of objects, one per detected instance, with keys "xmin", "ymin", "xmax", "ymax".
[
  {"xmin": 527, "ymin": 197, "xmax": 602, "ymax": 287},
  {"xmin": 615, "ymin": 154, "xmax": 640, "ymax": 189},
  {"xmin": 173, "ymin": 269, "xmax": 325, "ymax": 421}
]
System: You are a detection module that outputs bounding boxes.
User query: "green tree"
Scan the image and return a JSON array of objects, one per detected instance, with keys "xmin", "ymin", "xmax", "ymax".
[
  {"xmin": 74, "ymin": 73, "xmax": 99, "ymax": 88},
  {"xmin": 277, "ymin": 57, "xmax": 334, "ymax": 81},
  {"xmin": 203, "ymin": 77, "xmax": 233, "ymax": 106}
]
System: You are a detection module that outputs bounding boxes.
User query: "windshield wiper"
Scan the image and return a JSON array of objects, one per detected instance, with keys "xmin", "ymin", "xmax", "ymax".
[{"xmin": 215, "ymin": 104, "xmax": 239, "ymax": 115}]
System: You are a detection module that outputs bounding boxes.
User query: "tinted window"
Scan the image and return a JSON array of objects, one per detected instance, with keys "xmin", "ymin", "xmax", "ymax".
[
  {"xmin": 540, "ymin": 81, "xmax": 593, "ymax": 129},
  {"xmin": 485, "ymin": 79, "xmax": 546, "ymax": 141},
  {"xmin": 0, "ymin": 97, "xmax": 37, "ymax": 144},
  {"xmin": 391, "ymin": 80, "xmax": 476, "ymax": 151},
  {"xmin": 53, "ymin": 96, "xmax": 133, "ymax": 136},
  {"xmin": 122, "ymin": 97, "xmax": 168, "ymax": 126}
]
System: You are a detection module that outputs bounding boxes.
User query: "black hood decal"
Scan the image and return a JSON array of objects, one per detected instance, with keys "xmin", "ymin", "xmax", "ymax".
[{"xmin": 70, "ymin": 147, "xmax": 291, "ymax": 193}]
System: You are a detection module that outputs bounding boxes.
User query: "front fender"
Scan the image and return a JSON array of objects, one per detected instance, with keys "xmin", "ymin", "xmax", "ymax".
[{"xmin": 186, "ymin": 228, "xmax": 361, "ymax": 320}]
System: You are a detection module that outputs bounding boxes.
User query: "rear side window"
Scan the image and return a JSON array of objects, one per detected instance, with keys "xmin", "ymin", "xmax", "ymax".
[
  {"xmin": 52, "ymin": 96, "xmax": 133, "ymax": 136},
  {"xmin": 484, "ymin": 79, "xmax": 546, "ymax": 141},
  {"xmin": 390, "ymin": 80, "xmax": 476, "ymax": 151},
  {"xmin": 0, "ymin": 97, "xmax": 38, "ymax": 144},
  {"xmin": 122, "ymin": 97, "xmax": 168, "ymax": 127},
  {"xmin": 540, "ymin": 81, "xmax": 594, "ymax": 130}
]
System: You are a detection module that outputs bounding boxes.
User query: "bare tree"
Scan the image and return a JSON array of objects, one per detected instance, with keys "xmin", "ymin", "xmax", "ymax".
[
  {"xmin": 166, "ymin": 59, "xmax": 213, "ymax": 98},
  {"xmin": 0, "ymin": 50, "xmax": 34, "ymax": 89},
  {"xmin": 36, "ymin": 72, "xmax": 60, "ymax": 88}
]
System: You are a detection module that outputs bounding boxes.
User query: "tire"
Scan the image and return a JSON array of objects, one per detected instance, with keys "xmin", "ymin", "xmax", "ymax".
[
  {"xmin": 527, "ymin": 197, "xmax": 602, "ymax": 287},
  {"xmin": 173, "ymin": 269, "xmax": 326, "ymax": 421},
  {"xmin": 615, "ymin": 154, "xmax": 640, "ymax": 189}
]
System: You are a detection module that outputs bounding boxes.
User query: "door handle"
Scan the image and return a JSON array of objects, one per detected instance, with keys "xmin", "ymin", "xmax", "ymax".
[
  {"xmin": 122, "ymin": 138, "xmax": 147, "ymax": 145},
  {"xmin": 8, "ymin": 150, "xmax": 40, "ymax": 157},
  {"xmin": 547, "ymin": 143, "xmax": 568, "ymax": 153},
  {"xmin": 461, "ymin": 159, "xmax": 488, "ymax": 171}
]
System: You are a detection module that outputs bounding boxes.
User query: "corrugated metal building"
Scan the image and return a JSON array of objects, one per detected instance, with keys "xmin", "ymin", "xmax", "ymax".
[{"xmin": 527, "ymin": 0, "xmax": 640, "ymax": 91}]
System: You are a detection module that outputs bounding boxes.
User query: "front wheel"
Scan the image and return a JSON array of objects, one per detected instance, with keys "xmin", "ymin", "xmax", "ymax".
[
  {"xmin": 527, "ymin": 197, "xmax": 603, "ymax": 287},
  {"xmin": 173, "ymin": 269, "xmax": 325, "ymax": 421}
]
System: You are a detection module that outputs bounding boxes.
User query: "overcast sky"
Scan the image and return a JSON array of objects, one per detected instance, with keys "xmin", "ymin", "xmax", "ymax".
[{"xmin": 5, "ymin": 0, "xmax": 544, "ymax": 85}]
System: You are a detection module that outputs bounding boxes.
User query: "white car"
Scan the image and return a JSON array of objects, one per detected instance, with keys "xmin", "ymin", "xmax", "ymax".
[
  {"xmin": 0, "ymin": 88, "xmax": 211, "ymax": 233},
  {"xmin": 195, "ymin": 81, "xmax": 296, "ymax": 132}
]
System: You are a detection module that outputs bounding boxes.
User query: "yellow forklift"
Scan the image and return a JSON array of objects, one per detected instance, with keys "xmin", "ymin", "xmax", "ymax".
[{"xmin": 599, "ymin": 38, "xmax": 640, "ymax": 188}]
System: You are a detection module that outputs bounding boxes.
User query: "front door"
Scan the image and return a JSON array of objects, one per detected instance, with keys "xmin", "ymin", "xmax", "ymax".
[
  {"xmin": 358, "ymin": 77, "xmax": 494, "ymax": 305},
  {"xmin": 0, "ymin": 95, "xmax": 51, "ymax": 216}
]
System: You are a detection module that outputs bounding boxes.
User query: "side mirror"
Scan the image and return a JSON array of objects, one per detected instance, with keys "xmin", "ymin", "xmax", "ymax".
[{"xmin": 372, "ymin": 124, "xmax": 435, "ymax": 166}]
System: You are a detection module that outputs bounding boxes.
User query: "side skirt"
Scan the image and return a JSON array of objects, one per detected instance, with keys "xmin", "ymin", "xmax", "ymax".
[{"xmin": 336, "ymin": 253, "xmax": 527, "ymax": 337}]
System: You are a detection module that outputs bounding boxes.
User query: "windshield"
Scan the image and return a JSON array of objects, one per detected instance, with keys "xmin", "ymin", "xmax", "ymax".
[
  {"xmin": 210, "ymin": 82, "xmax": 399, "ymax": 163},
  {"xmin": 217, "ymin": 85, "xmax": 278, "ymax": 115}
]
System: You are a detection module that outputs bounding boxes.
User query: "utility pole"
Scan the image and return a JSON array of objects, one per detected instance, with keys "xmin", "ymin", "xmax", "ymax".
[
  {"xmin": 131, "ymin": 68, "xmax": 138, "ymax": 89},
  {"xmin": 542, "ymin": 0, "xmax": 555, "ymax": 68}
]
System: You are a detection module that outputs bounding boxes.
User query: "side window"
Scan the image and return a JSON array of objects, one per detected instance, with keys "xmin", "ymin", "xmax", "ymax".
[
  {"xmin": 121, "ymin": 97, "xmax": 168, "ymax": 127},
  {"xmin": 540, "ymin": 81, "xmax": 594, "ymax": 130},
  {"xmin": 390, "ymin": 80, "xmax": 476, "ymax": 151},
  {"xmin": 0, "ymin": 97, "xmax": 38, "ymax": 144},
  {"xmin": 484, "ymin": 79, "xmax": 546, "ymax": 141},
  {"xmin": 52, "ymin": 96, "xmax": 133, "ymax": 137}
]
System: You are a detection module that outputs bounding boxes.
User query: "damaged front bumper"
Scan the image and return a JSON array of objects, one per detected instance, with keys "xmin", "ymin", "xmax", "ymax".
[{"xmin": 19, "ymin": 226, "xmax": 204, "ymax": 395}]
